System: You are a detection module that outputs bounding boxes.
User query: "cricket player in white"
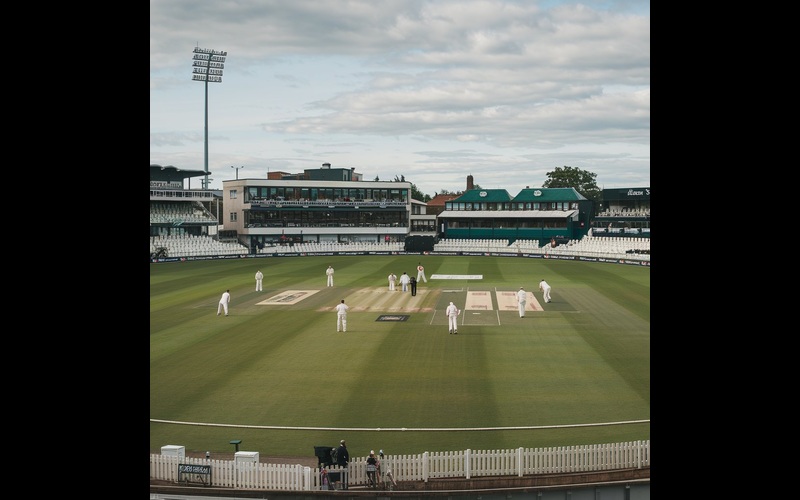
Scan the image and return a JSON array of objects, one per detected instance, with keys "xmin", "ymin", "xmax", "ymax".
[
  {"xmin": 388, "ymin": 272, "xmax": 397, "ymax": 291},
  {"xmin": 539, "ymin": 279, "xmax": 552, "ymax": 303},
  {"xmin": 416, "ymin": 263, "xmax": 427, "ymax": 283},
  {"xmin": 446, "ymin": 301, "xmax": 460, "ymax": 334},
  {"xmin": 217, "ymin": 289, "xmax": 231, "ymax": 316},
  {"xmin": 335, "ymin": 299, "xmax": 349, "ymax": 332},
  {"xmin": 399, "ymin": 272, "xmax": 410, "ymax": 292},
  {"xmin": 326, "ymin": 266, "xmax": 335, "ymax": 287},
  {"xmin": 255, "ymin": 270, "xmax": 264, "ymax": 291},
  {"xmin": 516, "ymin": 287, "xmax": 527, "ymax": 317}
]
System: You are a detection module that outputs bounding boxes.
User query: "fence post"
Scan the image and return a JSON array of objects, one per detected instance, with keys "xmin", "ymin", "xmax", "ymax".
[
  {"xmin": 636, "ymin": 440, "xmax": 642, "ymax": 469},
  {"xmin": 301, "ymin": 465, "xmax": 311, "ymax": 491},
  {"xmin": 465, "ymin": 449, "xmax": 471, "ymax": 479}
]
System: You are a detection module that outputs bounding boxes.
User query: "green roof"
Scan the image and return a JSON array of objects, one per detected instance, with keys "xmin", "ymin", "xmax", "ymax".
[
  {"xmin": 512, "ymin": 187, "xmax": 587, "ymax": 202},
  {"xmin": 451, "ymin": 187, "xmax": 587, "ymax": 204},
  {"xmin": 452, "ymin": 189, "xmax": 512, "ymax": 203}
]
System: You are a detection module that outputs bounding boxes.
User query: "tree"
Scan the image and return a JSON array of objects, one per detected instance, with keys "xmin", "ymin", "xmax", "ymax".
[
  {"xmin": 392, "ymin": 175, "xmax": 431, "ymax": 201},
  {"xmin": 410, "ymin": 183, "xmax": 431, "ymax": 202},
  {"xmin": 542, "ymin": 166, "xmax": 601, "ymax": 209},
  {"xmin": 434, "ymin": 184, "xmax": 479, "ymax": 197}
]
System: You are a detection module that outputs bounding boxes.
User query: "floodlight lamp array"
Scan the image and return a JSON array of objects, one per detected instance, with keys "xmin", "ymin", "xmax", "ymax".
[{"xmin": 192, "ymin": 46, "xmax": 227, "ymax": 83}]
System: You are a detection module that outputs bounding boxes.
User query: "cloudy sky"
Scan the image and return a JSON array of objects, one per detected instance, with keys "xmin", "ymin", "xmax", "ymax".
[{"xmin": 150, "ymin": 0, "xmax": 649, "ymax": 197}]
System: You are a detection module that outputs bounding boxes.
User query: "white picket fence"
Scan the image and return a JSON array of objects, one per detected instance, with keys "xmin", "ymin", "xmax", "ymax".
[{"xmin": 150, "ymin": 440, "xmax": 650, "ymax": 491}]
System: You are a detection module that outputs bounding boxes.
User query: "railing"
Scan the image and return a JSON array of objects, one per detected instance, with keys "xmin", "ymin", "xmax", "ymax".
[
  {"xmin": 432, "ymin": 238, "xmax": 650, "ymax": 262},
  {"xmin": 151, "ymin": 440, "xmax": 650, "ymax": 491},
  {"xmin": 150, "ymin": 189, "xmax": 216, "ymax": 201},
  {"xmin": 251, "ymin": 199, "xmax": 408, "ymax": 207}
]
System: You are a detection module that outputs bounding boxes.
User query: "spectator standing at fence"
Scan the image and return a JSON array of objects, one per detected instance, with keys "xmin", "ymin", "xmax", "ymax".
[
  {"xmin": 516, "ymin": 286, "xmax": 527, "ymax": 318},
  {"xmin": 217, "ymin": 289, "xmax": 231, "ymax": 316},
  {"xmin": 416, "ymin": 262, "xmax": 428, "ymax": 283},
  {"xmin": 326, "ymin": 265, "xmax": 335, "ymax": 287},
  {"xmin": 335, "ymin": 299, "xmax": 349, "ymax": 332},
  {"xmin": 336, "ymin": 439, "xmax": 350, "ymax": 489},
  {"xmin": 388, "ymin": 272, "xmax": 397, "ymax": 291},
  {"xmin": 255, "ymin": 270, "xmax": 264, "ymax": 291},
  {"xmin": 366, "ymin": 450, "xmax": 379, "ymax": 488},
  {"xmin": 539, "ymin": 279, "xmax": 552, "ymax": 303},
  {"xmin": 399, "ymin": 272, "xmax": 410, "ymax": 292},
  {"xmin": 446, "ymin": 301, "xmax": 460, "ymax": 334}
]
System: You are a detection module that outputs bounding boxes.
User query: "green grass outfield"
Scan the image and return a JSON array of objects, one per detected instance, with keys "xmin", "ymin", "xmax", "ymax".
[{"xmin": 150, "ymin": 254, "xmax": 650, "ymax": 458}]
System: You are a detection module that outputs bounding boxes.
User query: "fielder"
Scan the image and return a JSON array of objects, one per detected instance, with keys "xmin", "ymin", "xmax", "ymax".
[
  {"xmin": 255, "ymin": 270, "xmax": 264, "ymax": 291},
  {"xmin": 326, "ymin": 265, "xmax": 335, "ymax": 287},
  {"xmin": 217, "ymin": 289, "xmax": 231, "ymax": 316},
  {"xmin": 335, "ymin": 299, "xmax": 349, "ymax": 332},
  {"xmin": 445, "ymin": 301, "xmax": 460, "ymax": 334},
  {"xmin": 539, "ymin": 279, "xmax": 552, "ymax": 303},
  {"xmin": 516, "ymin": 286, "xmax": 527, "ymax": 317},
  {"xmin": 416, "ymin": 263, "xmax": 427, "ymax": 283}
]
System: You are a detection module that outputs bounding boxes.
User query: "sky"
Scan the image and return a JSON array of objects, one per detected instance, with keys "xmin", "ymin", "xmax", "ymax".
[{"xmin": 150, "ymin": 0, "xmax": 649, "ymax": 198}]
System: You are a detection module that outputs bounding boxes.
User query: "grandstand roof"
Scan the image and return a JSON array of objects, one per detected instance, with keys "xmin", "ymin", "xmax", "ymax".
[
  {"xmin": 150, "ymin": 164, "xmax": 209, "ymax": 182},
  {"xmin": 450, "ymin": 187, "xmax": 587, "ymax": 204},
  {"xmin": 452, "ymin": 189, "xmax": 513, "ymax": 203},
  {"xmin": 513, "ymin": 187, "xmax": 587, "ymax": 202}
]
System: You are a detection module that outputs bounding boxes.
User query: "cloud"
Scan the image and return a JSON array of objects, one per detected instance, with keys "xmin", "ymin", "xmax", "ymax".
[{"xmin": 150, "ymin": 0, "xmax": 649, "ymax": 196}]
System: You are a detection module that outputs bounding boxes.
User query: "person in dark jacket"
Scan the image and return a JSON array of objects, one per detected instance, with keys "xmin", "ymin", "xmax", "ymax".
[
  {"xmin": 410, "ymin": 276, "xmax": 417, "ymax": 296},
  {"xmin": 336, "ymin": 439, "xmax": 350, "ymax": 489}
]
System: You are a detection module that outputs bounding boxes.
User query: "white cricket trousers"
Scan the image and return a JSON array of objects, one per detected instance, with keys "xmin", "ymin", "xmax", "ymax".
[
  {"xmin": 518, "ymin": 301, "xmax": 526, "ymax": 317},
  {"xmin": 448, "ymin": 315, "xmax": 458, "ymax": 332},
  {"xmin": 337, "ymin": 314, "xmax": 347, "ymax": 332}
]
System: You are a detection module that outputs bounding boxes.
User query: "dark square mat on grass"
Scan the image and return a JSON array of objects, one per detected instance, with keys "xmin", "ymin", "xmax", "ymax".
[{"xmin": 376, "ymin": 315, "xmax": 409, "ymax": 322}]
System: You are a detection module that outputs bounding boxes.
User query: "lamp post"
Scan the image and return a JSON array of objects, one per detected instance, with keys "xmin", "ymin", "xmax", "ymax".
[
  {"xmin": 231, "ymin": 165, "xmax": 244, "ymax": 180},
  {"xmin": 192, "ymin": 46, "xmax": 227, "ymax": 190}
]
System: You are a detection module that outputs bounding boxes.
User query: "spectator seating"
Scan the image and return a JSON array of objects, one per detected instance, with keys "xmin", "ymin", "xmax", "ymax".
[{"xmin": 150, "ymin": 234, "xmax": 248, "ymax": 257}]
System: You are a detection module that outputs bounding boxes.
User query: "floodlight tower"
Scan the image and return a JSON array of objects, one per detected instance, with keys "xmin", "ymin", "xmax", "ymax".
[{"xmin": 192, "ymin": 46, "xmax": 227, "ymax": 190}]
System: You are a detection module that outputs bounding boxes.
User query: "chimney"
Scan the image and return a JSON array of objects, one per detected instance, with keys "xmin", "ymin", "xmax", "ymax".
[
  {"xmin": 322, "ymin": 163, "xmax": 331, "ymax": 169},
  {"xmin": 466, "ymin": 175, "xmax": 474, "ymax": 191}
]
